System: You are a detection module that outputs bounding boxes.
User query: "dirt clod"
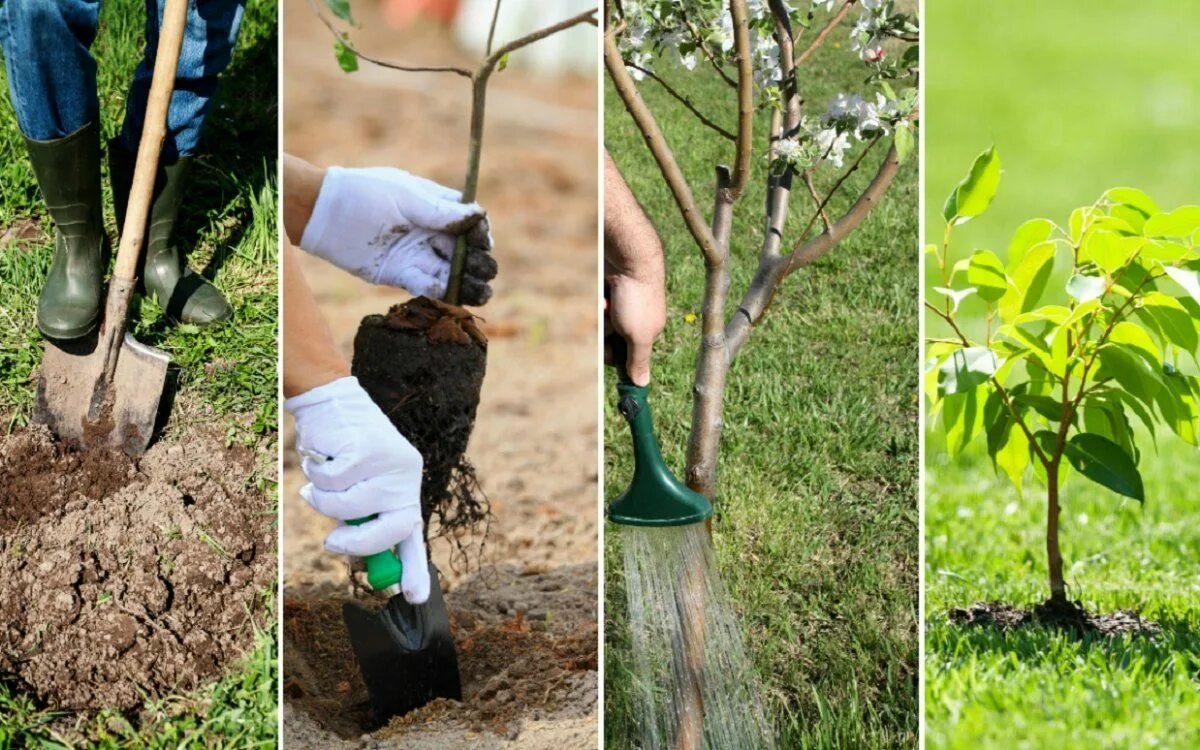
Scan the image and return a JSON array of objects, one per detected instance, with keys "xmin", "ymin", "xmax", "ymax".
[
  {"xmin": 0, "ymin": 424, "xmax": 276, "ymax": 713},
  {"xmin": 948, "ymin": 600, "xmax": 1162, "ymax": 637}
]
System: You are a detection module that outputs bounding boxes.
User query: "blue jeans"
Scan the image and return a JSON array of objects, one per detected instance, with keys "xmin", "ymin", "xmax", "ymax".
[{"xmin": 0, "ymin": 0, "xmax": 243, "ymax": 157}]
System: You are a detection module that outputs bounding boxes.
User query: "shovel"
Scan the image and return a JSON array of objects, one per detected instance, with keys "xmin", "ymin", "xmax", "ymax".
[
  {"xmin": 34, "ymin": 0, "xmax": 189, "ymax": 454},
  {"xmin": 342, "ymin": 557, "xmax": 461, "ymax": 725}
]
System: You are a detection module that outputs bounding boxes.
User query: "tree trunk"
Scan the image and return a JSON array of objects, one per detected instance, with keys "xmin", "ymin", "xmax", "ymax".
[{"xmin": 1046, "ymin": 463, "xmax": 1066, "ymax": 603}]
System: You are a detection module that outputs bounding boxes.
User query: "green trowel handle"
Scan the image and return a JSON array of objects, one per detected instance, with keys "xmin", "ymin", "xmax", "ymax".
[{"xmin": 347, "ymin": 516, "xmax": 402, "ymax": 592}]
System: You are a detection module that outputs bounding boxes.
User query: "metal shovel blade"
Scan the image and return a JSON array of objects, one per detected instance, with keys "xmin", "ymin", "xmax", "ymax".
[
  {"xmin": 35, "ymin": 331, "xmax": 170, "ymax": 455},
  {"xmin": 342, "ymin": 563, "xmax": 461, "ymax": 724}
]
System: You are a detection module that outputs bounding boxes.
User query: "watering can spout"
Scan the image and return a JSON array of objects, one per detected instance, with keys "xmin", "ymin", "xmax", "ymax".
[{"xmin": 608, "ymin": 381, "xmax": 713, "ymax": 527}]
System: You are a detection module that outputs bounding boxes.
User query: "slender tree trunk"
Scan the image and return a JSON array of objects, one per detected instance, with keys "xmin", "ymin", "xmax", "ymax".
[
  {"xmin": 685, "ymin": 169, "xmax": 734, "ymax": 502},
  {"xmin": 1046, "ymin": 463, "xmax": 1066, "ymax": 603}
]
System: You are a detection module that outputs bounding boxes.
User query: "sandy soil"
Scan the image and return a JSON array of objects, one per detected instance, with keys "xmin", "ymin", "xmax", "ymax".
[{"xmin": 281, "ymin": 1, "xmax": 598, "ymax": 746}]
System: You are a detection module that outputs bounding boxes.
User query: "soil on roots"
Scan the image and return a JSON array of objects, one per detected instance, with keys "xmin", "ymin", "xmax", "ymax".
[
  {"xmin": 0, "ymin": 425, "xmax": 276, "ymax": 715},
  {"xmin": 948, "ymin": 599, "xmax": 1162, "ymax": 637},
  {"xmin": 353, "ymin": 298, "xmax": 490, "ymax": 562},
  {"xmin": 283, "ymin": 564, "xmax": 597, "ymax": 744}
]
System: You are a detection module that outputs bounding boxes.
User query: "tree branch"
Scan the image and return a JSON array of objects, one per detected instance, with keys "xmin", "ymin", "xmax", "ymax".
[
  {"xmin": 796, "ymin": 0, "xmax": 856, "ymax": 67},
  {"xmin": 604, "ymin": 27, "xmax": 722, "ymax": 265},
  {"xmin": 305, "ymin": 0, "xmax": 474, "ymax": 78},
  {"xmin": 725, "ymin": 141, "xmax": 902, "ymax": 358},
  {"xmin": 485, "ymin": 0, "xmax": 503, "ymax": 56},
  {"xmin": 727, "ymin": 0, "xmax": 754, "ymax": 198},
  {"xmin": 625, "ymin": 63, "xmax": 736, "ymax": 141}
]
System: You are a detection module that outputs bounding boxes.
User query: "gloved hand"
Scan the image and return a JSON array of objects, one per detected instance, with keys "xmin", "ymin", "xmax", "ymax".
[
  {"xmin": 284, "ymin": 376, "xmax": 430, "ymax": 604},
  {"xmin": 298, "ymin": 166, "xmax": 498, "ymax": 306}
]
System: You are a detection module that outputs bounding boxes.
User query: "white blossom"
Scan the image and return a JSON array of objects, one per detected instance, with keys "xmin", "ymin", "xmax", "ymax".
[{"xmin": 814, "ymin": 128, "xmax": 851, "ymax": 168}]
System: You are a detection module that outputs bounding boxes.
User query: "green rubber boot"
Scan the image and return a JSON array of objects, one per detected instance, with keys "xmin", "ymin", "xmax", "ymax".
[
  {"xmin": 26, "ymin": 122, "xmax": 108, "ymax": 340},
  {"xmin": 109, "ymin": 141, "xmax": 233, "ymax": 325}
]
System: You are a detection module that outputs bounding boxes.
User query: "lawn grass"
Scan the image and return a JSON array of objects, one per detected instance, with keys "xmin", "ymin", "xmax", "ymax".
[
  {"xmin": 0, "ymin": 1, "xmax": 279, "ymax": 745},
  {"xmin": 924, "ymin": 2, "xmax": 1200, "ymax": 747},
  {"xmin": 604, "ymin": 22, "xmax": 919, "ymax": 750}
]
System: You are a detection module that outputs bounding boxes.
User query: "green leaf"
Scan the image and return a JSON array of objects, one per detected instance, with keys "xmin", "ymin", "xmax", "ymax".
[
  {"xmin": 985, "ymin": 391, "xmax": 1030, "ymax": 495},
  {"xmin": 325, "ymin": 0, "xmax": 354, "ymax": 22},
  {"xmin": 334, "ymin": 40, "xmax": 359, "ymax": 72},
  {"xmin": 1063, "ymin": 433, "xmax": 1144, "ymax": 501},
  {"xmin": 943, "ymin": 390, "xmax": 986, "ymax": 457},
  {"xmin": 999, "ymin": 241, "xmax": 1057, "ymax": 321},
  {"xmin": 1109, "ymin": 321, "xmax": 1162, "ymax": 364},
  {"xmin": 1138, "ymin": 291, "xmax": 1198, "ymax": 354},
  {"xmin": 498, "ymin": 52, "xmax": 510, "ymax": 72},
  {"xmin": 1097, "ymin": 344, "xmax": 1163, "ymax": 408},
  {"xmin": 966, "ymin": 250, "xmax": 1009, "ymax": 303},
  {"xmin": 943, "ymin": 145, "xmax": 1002, "ymax": 225},
  {"xmin": 1081, "ymin": 230, "xmax": 1142, "ymax": 273},
  {"xmin": 1066, "ymin": 274, "xmax": 1107, "ymax": 304},
  {"xmin": 1163, "ymin": 265, "xmax": 1200, "ymax": 305},
  {"xmin": 1156, "ymin": 373, "xmax": 1199, "ymax": 446},
  {"xmin": 894, "ymin": 122, "xmax": 914, "ymax": 164},
  {"xmin": 1108, "ymin": 187, "xmax": 1160, "ymax": 218},
  {"xmin": 938, "ymin": 347, "xmax": 1002, "ymax": 396},
  {"xmin": 1144, "ymin": 206, "xmax": 1200, "ymax": 238},
  {"xmin": 1006, "ymin": 219, "xmax": 1055, "ymax": 270}
]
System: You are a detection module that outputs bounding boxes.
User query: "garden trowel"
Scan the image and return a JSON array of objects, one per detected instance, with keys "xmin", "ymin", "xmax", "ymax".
[
  {"xmin": 35, "ymin": 0, "xmax": 189, "ymax": 454},
  {"xmin": 342, "ymin": 535, "xmax": 460, "ymax": 724}
]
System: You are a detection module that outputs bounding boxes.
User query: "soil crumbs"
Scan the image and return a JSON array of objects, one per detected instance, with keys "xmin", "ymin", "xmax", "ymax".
[
  {"xmin": 948, "ymin": 600, "xmax": 1162, "ymax": 638},
  {"xmin": 284, "ymin": 564, "xmax": 597, "ymax": 749},
  {"xmin": 0, "ymin": 424, "xmax": 276, "ymax": 720}
]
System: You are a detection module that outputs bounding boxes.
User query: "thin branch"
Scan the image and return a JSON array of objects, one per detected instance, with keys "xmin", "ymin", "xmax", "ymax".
[
  {"xmin": 796, "ymin": 0, "xmax": 855, "ymax": 67},
  {"xmin": 924, "ymin": 302, "xmax": 1051, "ymax": 466},
  {"xmin": 305, "ymin": 0, "xmax": 473, "ymax": 78},
  {"xmin": 791, "ymin": 135, "xmax": 882, "ymax": 255},
  {"xmin": 724, "ymin": 140, "xmax": 902, "ymax": 358},
  {"xmin": 485, "ymin": 0, "xmax": 503, "ymax": 56},
  {"xmin": 804, "ymin": 172, "xmax": 832, "ymax": 231},
  {"xmin": 604, "ymin": 26, "xmax": 722, "ymax": 264},
  {"xmin": 727, "ymin": 0, "xmax": 755, "ymax": 198},
  {"xmin": 626, "ymin": 63, "xmax": 736, "ymax": 140},
  {"xmin": 682, "ymin": 18, "xmax": 738, "ymax": 87},
  {"xmin": 445, "ymin": 6, "xmax": 598, "ymax": 301},
  {"xmin": 480, "ymin": 8, "xmax": 598, "ymax": 79}
]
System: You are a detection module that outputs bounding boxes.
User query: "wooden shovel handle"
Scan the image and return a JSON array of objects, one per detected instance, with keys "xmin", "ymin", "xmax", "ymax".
[{"xmin": 112, "ymin": 0, "xmax": 189, "ymax": 284}]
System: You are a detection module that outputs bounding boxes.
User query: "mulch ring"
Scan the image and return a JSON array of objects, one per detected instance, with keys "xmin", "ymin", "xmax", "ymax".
[{"xmin": 948, "ymin": 599, "xmax": 1162, "ymax": 638}]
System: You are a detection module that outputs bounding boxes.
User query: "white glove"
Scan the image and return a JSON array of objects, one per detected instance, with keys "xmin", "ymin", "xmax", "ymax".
[
  {"xmin": 284, "ymin": 376, "xmax": 431, "ymax": 604},
  {"xmin": 299, "ymin": 166, "xmax": 498, "ymax": 306}
]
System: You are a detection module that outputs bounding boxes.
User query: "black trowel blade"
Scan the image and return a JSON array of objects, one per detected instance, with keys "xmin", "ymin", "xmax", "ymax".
[{"xmin": 342, "ymin": 563, "xmax": 461, "ymax": 724}]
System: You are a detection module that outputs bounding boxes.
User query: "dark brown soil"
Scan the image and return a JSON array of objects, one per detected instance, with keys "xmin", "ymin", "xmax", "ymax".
[
  {"xmin": 948, "ymin": 599, "xmax": 1162, "ymax": 637},
  {"xmin": 0, "ymin": 425, "xmax": 276, "ymax": 713},
  {"xmin": 284, "ymin": 564, "xmax": 597, "ymax": 742},
  {"xmin": 353, "ymin": 297, "xmax": 490, "ymax": 552}
]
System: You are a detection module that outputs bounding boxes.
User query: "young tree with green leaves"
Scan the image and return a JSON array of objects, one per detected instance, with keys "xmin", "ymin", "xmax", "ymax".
[{"xmin": 927, "ymin": 146, "xmax": 1200, "ymax": 606}]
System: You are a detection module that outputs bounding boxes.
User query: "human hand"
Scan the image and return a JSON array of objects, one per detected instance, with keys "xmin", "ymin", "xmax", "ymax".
[
  {"xmin": 298, "ymin": 166, "xmax": 497, "ymax": 306},
  {"xmin": 285, "ymin": 376, "xmax": 430, "ymax": 603},
  {"xmin": 604, "ymin": 271, "xmax": 666, "ymax": 386}
]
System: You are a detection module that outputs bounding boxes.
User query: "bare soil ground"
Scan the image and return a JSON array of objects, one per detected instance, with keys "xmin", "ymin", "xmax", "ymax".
[
  {"xmin": 282, "ymin": 2, "xmax": 598, "ymax": 746},
  {"xmin": 0, "ymin": 424, "xmax": 276, "ymax": 717}
]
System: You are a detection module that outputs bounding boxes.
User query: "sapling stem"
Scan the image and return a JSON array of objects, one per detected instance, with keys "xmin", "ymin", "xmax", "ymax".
[{"xmin": 309, "ymin": 0, "xmax": 598, "ymax": 305}]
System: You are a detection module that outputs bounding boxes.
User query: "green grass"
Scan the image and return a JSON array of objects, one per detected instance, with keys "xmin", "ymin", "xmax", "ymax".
[
  {"xmin": 925, "ymin": 2, "xmax": 1200, "ymax": 747},
  {"xmin": 0, "ymin": 0, "xmax": 279, "ymax": 445},
  {"xmin": 604, "ymin": 29, "xmax": 919, "ymax": 750},
  {"xmin": 0, "ymin": 1, "xmax": 278, "ymax": 745}
]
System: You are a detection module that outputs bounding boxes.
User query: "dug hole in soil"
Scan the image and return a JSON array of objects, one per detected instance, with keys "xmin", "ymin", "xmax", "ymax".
[
  {"xmin": 0, "ymin": 424, "xmax": 276, "ymax": 722},
  {"xmin": 281, "ymin": 1, "xmax": 599, "ymax": 744}
]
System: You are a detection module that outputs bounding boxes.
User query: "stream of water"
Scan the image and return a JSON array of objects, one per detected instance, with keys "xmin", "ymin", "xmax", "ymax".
[{"xmin": 621, "ymin": 524, "xmax": 774, "ymax": 749}]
